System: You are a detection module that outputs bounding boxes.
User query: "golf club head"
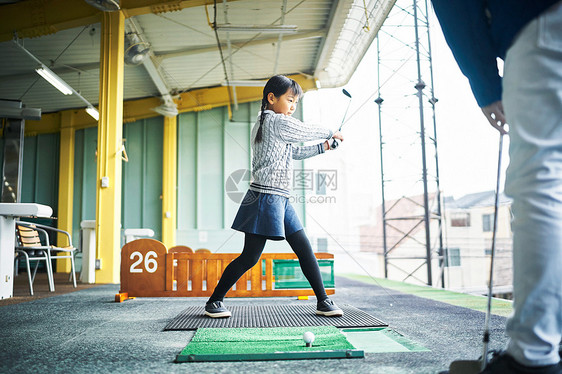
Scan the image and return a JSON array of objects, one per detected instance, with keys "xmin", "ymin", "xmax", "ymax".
[
  {"xmin": 342, "ymin": 88, "xmax": 352, "ymax": 98},
  {"xmin": 448, "ymin": 359, "xmax": 482, "ymax": 374}
]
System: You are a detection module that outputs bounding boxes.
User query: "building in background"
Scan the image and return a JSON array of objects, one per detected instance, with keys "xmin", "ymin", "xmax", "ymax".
[{"xmin": 359, "ymin": 191, "xmax": 513, "ymax": 296}]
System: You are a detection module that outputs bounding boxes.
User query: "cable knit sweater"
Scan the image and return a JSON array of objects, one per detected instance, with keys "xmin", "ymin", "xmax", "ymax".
[{"xmin": 249, "ymin": 110, "xmax": 333, "ymax": 198}]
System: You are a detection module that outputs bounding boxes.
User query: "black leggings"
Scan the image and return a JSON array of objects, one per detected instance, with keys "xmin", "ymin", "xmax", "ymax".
[{"xmin": 208, "ymin": 230, "xmax": 328, "ymax": 303}]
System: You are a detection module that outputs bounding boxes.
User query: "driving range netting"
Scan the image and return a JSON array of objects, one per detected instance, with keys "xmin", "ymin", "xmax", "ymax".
[{"xmin": 164, "ymin": 304, "xmax": 387, "ymax": 331}]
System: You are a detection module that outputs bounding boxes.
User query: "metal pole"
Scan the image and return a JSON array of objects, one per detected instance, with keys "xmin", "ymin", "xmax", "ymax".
[
  {"xmin": 424, "ymin": 0, "xmax": 444, "ymax": 288},
  {"xmin": 273, "ymin": 0, "xmax": 288, "ymax": 75},
  {"xmin": 223, "ymin": 0, "xmax": 238, "ymax": 110},
  {"xmin": 375, "ymin": 36, "xmax": 389, "ymax": 278},
  {"xmin": 1, "ymin": 118, "xmax": 24, "ymax": 203},
  {"xmin": 413, "ymin": 0, "xmax": 432, "ymax": 286}
]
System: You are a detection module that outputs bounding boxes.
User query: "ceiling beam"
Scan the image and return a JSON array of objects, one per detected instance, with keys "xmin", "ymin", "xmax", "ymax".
[
  {"xmin": 0, "ymin": 0, "xmax": 100, "ymax": 42},
  {"xmin": 127, "ymin": 17, "xmax": 176, "ymax": 113},
  {"xmin": 121, "ymin": 0, "xmax": 223, "ymax": 17},
  {"xmin": 0, "ymin": 0, "xmax": 242, "ymax": 42},
  {"xmin": 23, "ymin": 73, "xmax": 316, "ymax": 135},
  {"xmin": 0, "ymin": 30, "xmax": 325, "ymax": 83},
  {"xmin": 154, "ymin": 30, "xmax": 326, "ymax": 61}
]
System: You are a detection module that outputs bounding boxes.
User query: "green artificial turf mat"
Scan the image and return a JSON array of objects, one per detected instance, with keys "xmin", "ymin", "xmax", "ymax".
[
  {"xmin": 176, "ymin": 326, "xmax": 364, "ymax": 362},
  {"xmin": 342, "ymin": 328, "xmax": 430, "ymax": 353},
  {"xmin": 340, "ymin": 274, "xmax": 513, "ymax": 317}
]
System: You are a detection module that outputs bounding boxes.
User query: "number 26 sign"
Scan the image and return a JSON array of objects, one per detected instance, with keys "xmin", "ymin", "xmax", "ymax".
[{"xmin": 120, "ymin": 239, "xmax": 167, "ymax": 296}]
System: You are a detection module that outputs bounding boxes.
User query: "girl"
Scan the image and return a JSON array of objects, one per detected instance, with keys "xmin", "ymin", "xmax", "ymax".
[{"xmin": 205, "ymin": 75, "xmax": 344, "ymax": 318}]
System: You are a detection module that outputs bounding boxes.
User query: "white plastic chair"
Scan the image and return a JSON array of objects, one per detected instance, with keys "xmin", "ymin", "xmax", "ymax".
[
  {"xmin": 14, "ymin": 243, "xmax": 52, "ymax": 296},
  {"xmin": 15, "ymin": 221, "xmax": 77, "ymax": 294}
]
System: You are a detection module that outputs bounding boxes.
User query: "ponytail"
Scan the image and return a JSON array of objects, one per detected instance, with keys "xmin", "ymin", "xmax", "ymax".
[
  {"xmin": 254, "ymin": 75, "xmax": 303, "ymax": 143},
  {"xmin": 255, "ymin": 98, "xmax": 268, "ymax": 143}
]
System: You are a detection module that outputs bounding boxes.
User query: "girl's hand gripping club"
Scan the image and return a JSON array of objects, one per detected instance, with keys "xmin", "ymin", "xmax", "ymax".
[
  {"xmin": 329, "ymin": 131, "xmax": 344, "ymax": 149},
  {"xmin": 330, "ymin": 138, "xmax": 341, "ymax": 149}
]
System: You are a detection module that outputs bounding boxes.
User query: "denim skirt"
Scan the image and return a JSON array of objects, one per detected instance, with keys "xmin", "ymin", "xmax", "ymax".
[{"xmin": 231, "ymin": 190, "xmax": 303, "ymax": 240}]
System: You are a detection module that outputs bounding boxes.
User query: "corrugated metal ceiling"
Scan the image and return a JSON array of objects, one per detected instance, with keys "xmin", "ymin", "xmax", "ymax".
[{"xmin": 0, "ymin": 0, "xmax": 395, "ymax": 114}]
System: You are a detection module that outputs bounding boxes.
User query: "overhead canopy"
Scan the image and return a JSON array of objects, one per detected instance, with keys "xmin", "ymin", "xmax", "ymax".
[{"xmin": 0, "ymin": 0, "xmax": 395, "ymax": 116}]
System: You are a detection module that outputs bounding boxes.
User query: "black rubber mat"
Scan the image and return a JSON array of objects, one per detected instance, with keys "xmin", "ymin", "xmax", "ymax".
[{"xmin": 164, "ymin": 304, "xmax": 387, "ymax": 331}]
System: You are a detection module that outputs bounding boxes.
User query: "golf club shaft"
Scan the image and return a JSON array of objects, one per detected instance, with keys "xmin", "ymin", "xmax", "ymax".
[
  {"xmin": 331, "ymin": 98, "xmax": 352, "ymax": 149},
  {"xmin": 339, "ymin": 99, "xmax": 352, "ymax": 131},
  {"xmin": 481, "ymin": 132, "xmax": 505, "ymax": 370}
]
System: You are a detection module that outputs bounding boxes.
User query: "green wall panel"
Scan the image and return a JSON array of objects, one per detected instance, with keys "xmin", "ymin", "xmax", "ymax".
[
  {"xmin": 197, "ymin": 108, "xmax": 224, "ymax": 230},
  {"xmin": 122, "ymin": 116, "xmax": 163, "ymax": 240},
  {"xmin": 73, "ymin": 118, "xmax": 163, "ymax": 244},
  {"xmin": 21, "ymin": 133, "xmax": 59, "ymax": 210},
  {"xmin": 223, "ymin": 121, "xmax": 251, "ymax": 227},
  {"xmin": 72, "ymin": 127, "xmax": 97, "ymax": 244},
  {"xmin": 18, "ymin": 133, "xmax": 59, "ymax": 230},
  {"xmin": 177, "ymin": 112, "xmax": 197, "ymax": 229}
]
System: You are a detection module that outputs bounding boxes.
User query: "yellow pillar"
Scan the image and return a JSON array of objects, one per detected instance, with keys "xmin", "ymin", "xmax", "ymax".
[
  {"xmin": 95, "ymin": 10, "xmax": 125, "ymax": 283},
  {"xmin": 162, "ymin": 115, "xmax": 177, "ymax": 248},
  {"xmin": 57, "ymin": 111, "xmax": 75, "ymax": 273}
]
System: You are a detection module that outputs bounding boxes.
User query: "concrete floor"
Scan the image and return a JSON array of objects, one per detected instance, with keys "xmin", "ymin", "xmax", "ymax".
[
  {"xmin": 1, "ymin": 272, "xmax": 98, "ymax": 306},
  {"xmin": 0, "ymin": 276, "xmax": 508, "ymax": 373}
]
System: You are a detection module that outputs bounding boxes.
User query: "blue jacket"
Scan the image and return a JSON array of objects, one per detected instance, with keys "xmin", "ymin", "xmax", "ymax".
[{"xmin": 431, "ymin": 0, "xmax": 559, "ymax": 107}]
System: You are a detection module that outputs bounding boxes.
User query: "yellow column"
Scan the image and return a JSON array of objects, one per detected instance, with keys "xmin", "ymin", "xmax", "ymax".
[
  {"xmin": 57, "ymin": 110, "xmax": 75, "ymax": 273},
  {"xmin": 162, "ymin": 115, "xmax": 177, "ymax": 248},
  {"xmin": 95, "ymin": 10, "xmax": 125, "ymax": 283}
]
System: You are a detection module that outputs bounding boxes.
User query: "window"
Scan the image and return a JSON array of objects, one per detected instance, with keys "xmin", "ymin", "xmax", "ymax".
[
  {"xmin": 482, "ymin": 214, "xmax": 492, "ymax": 232},
  {"xmin": 315, "ymin": 170, "xmax": 337, "ymax": 195},
  {"xmin": 317, "ymin": 238, "xmax": 328, "ymax": 253},
  {"xmin": 316, "ymin": 172, "xmax": 327, "ymax": 195},
  {"xmin": 444, "ymin": 248, "xmax": 461, "ymax": 267},
  {"xmin": 451, "ymin": 213, "xmax": 471, "ymax": 227}
]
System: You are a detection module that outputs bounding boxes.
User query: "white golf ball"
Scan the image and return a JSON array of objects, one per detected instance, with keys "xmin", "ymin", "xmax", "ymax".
[{"xmin": 303, "ymin": 331, "xmax": 315, "ymax": 344}]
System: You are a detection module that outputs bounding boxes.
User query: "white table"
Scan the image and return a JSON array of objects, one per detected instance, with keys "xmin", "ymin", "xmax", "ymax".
[{"xmin": 0, "ymin": 203, "xmax": 52, "ymax": 299}]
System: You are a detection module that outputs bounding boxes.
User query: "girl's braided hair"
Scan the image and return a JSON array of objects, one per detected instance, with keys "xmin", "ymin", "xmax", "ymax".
[{"xmin": 255, "ymin": 75, "xmax": 303, "ymax": 143}]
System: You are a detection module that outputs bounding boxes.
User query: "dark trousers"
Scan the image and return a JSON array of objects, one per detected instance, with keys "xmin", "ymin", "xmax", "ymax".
[{"xmin": 208, "ymin": 230, "xmax": 328, "ymax": 303}]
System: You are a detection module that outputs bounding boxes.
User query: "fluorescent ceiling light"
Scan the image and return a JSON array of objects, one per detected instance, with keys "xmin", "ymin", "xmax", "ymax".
[
  {"xmin": 222, "ymin": 80, "xmax": 267, "ymax": 87},
  {"xmin": 14, "ymin": 40, "xmax": 99, "ymax": 118},
  {"xmin": 215, "ymin": 24, "xmax": 298, "ymax": 34},
  {"xmin": 86, "ymin": 106, "xmax": 99, "ymax": 121},
  {"xmin": 35, "ymin": 65, "xmax": 73, "ymax": 95}
]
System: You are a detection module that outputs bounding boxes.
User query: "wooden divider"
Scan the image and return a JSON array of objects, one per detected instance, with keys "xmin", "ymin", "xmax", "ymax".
[{"xmin": 119, "ymin": 239, "xmax": 335, "ymax": 298}]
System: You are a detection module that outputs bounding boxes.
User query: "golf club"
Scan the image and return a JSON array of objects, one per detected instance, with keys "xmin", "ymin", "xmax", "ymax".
[
  {"xmin": 330, "ymin": 88, "xmax": 352, "ymax": 149},
  {"xmin": 448, "ymin": 131, "xmax": 506, "ymax": 374}
]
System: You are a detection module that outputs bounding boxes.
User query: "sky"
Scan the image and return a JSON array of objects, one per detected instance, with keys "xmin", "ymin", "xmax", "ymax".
[{"xmin": 302, "ymin": 1, "xmax": 509, "ymax": 207}]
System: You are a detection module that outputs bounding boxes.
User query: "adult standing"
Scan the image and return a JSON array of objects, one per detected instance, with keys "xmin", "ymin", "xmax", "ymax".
[{"xmin": 431, "ymin": 1, "xmax": 562, "ymax": 373}]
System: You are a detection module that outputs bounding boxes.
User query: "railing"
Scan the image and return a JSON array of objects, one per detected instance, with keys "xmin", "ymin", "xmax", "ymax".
[{"xmin": 118, "ymin": 239, "xmax": 335, "ymax": 298}]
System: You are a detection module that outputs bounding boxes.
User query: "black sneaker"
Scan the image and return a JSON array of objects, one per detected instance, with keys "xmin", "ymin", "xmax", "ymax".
[
  {"xmin": 204, "ymin": 301, "xmax": 231, "ymax": 318},
  {"xmin": 441, "ymin": 352, "xmax": 561, "ymax": 374},
  {"xmin": 316, "ymin": 298, "xmax": 343, "ymax": 317},
  {"xmin": 480, "ymin": 352, "xmax": 561, "ymax": 374}
]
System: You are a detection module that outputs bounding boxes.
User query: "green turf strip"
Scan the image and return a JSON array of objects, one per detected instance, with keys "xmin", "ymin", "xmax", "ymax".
[
  {"xmin": 340, "ymin": 274, "xmax": 513, "ymax": 317},
  {"xmin": 342, "ymin": 328, "xmax": 430, "ymax": 353},
  {"xmin": 177, "ymin": 326, "xmax": 360, "ymax": 362}
]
